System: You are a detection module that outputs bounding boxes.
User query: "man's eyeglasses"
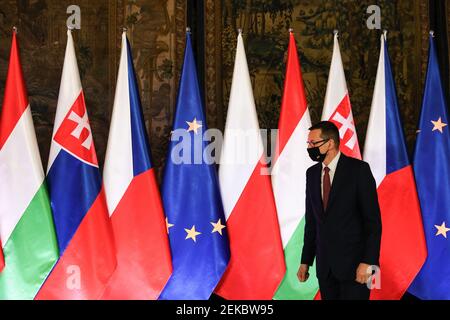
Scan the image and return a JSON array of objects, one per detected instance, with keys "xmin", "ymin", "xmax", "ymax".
[{"xmin": 307, "ymin": 139, "xmax": 329, "ymax": 147}]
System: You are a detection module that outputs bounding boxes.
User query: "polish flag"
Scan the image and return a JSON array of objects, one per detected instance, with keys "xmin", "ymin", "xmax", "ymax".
[
  {"xmin": 363, "ymin": 34, "xmax": 427, "ymax": 299},
  {"xmin": 36, "ymin": 30, "xmax": 116, "ymax": 300},
  {"xmin": 321, "ymin": 32, "xmax": 361, "ymax": 159},
  {"xmin": 215, "ymin": 32, "xmax": 286, "ymax": 300},
  {"xmin": 100, "ymin": 31, "xmax": 172, "ymax": 299}
]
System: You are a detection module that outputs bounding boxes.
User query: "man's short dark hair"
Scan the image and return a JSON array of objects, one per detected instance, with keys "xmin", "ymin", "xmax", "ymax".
[{"xmin": 309, "ymin": 121, "xmax": 340, "ymax": 148}]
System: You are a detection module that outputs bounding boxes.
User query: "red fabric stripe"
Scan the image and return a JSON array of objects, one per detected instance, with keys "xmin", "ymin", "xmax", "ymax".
[
  {"xmin": 100, "ymin": 169, "xmax": 172, "ymax": 300},
  {"xmin": 370, "ymin": 166, "xmax": 427, "ymax": 300},
  {"xmin": 35, "ymin": 187, "xmax": 116, "ymax": 300},
  {"xmin": 0, "ymin": 32, "xmax": 29, "ymax": 149},
  {"xmin": 215, "ymin": 159, "xmax": 286, "ymax": 300},
  {"xmin": 0, "ymin": 240, "xmax": 4, "ymax": 272},
  {"xmin": 275, "ymin": 33, "xmax": 307, "ymax": 161}
]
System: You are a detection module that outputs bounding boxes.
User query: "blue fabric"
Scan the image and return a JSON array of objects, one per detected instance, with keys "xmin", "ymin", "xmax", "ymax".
[
  {"xmin": 126, "ymin": 38, "xmax": 153, "ymax": 176},
  {"xmin": 159, "ymin": 33, "xmax": 230, "ymax": 300},
  {"xmin": 408, "ymin": 35, "xmax": 450, "ymax": 299},
  {"xmin": 384, "ymin": 39, "xmax": 410, "ymax": 173},
  {"xmin": 47, "ymin": 149, "xmax": 101, "ymax": 254}
]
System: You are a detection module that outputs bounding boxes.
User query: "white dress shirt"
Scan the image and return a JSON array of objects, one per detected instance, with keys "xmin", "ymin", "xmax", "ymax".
[{"xmin": 321, "ymin": 151, "xmax": 341, "ymax": 199}]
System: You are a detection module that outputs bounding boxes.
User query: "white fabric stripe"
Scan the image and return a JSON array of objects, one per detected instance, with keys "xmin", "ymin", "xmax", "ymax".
[
  {"xmin": 321, "ymin": 33, "xmax": 349, "ymax": 120},
  {"xmin": 272, "ymin": 111, "xmax": 314, "ymax": 248},
  {"xmin": 47, "ymin": 30, "xmax": 83, "ymax": 171},
  {"xmin": 363, "ymin": 35, "xmax": 387, "ymax": 187},
  {"xmin": 219, "ymin": 34, "xmax": 264, "ymax": 220},
  {"xmin": 103, "ymin": 32, "xmax": 134, "ymax": 216},
  {"xmin": 0, "ymin": 107, "xmax": 45, "ymax": 246}
]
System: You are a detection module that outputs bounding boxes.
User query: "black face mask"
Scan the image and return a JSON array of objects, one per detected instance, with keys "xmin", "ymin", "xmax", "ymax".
[{"xmin": 307, "ymin": 140, "xmax": 329, "ymax": 163}]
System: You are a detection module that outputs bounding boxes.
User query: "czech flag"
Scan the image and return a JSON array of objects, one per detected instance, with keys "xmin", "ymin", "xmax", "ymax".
[
  {"xmin": 100, "ymin": 31, "xmax": 172, "ymax": 300},
  {"xmin": 363, "ymin": 33, "xmax": 427, "ymax": 299}
]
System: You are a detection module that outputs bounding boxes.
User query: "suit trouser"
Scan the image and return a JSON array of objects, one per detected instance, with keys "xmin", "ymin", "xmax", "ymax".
[{"xmin": 318, "ymin": 270, "xmax": 370, "ymax": 300}]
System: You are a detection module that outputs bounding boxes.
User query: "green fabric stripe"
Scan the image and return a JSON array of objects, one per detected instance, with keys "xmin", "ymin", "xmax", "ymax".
[
  {"xmin": 0, "ymin": 183, "xmax": 59, "ymax": 300},
  {"xmin": 274, "ymin": 218, "xmax": 319, "ymax": 300}
]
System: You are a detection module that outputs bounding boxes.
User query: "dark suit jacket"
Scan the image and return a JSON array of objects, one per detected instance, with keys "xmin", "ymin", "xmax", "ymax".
[{"xmin": 301, "ymin": 153, "xmax": 382, "ymax": 281}]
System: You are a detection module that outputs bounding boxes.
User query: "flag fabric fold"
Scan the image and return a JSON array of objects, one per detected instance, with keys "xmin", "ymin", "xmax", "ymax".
[
  {"xmin": 215, "ymin": 32, "xmax": 286, "ymax": 300},
  {"xmin": 158, "ymin": 32, "xmax": 230, "ymax": 300},
  {"xmin": 321, "ymin": 33, "xmax": 361, "ymax": 159},
  {"xmin": 0, "ymin": 243, "xmax": 4, "ymax": 273},
  {"xmin": 100, "ymin": 31, "xmax": 172, "ymax": 300},
  {"xmin": 363, "ymin": 34, "xmax": 427, "ymax": 300},
  {"xmin": 272, "ymin": 32, "xmax": 319, "ymax": 300},
  {"xmin": 35, "ymin": 30, "xmax": 116, "ymax": 300},
  {"xmin": 0, "ymin": 31, "xmax": 59, "ymax": 299},
  {"xmin": 408, "ymin": 34, "xmax": 450, "ymax": 300}
]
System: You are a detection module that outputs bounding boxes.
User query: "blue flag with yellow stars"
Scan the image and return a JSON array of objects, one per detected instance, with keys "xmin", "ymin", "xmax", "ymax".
[
  {"xmin": 158, "ymin": 31, "xmax": 230, "ymax": 300},
  {"xmin": 408, "ymin": 33, "xmax": 450, "ymax": 299}
]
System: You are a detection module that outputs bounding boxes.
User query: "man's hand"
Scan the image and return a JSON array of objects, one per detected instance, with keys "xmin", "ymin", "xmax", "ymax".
[
  {"xmin": 297, "ymin": 264, "xmax": 310, "ymax": 282},
  {"xmin": 355, "ymin": 263, "xmax": 371, "ymax": 284}
]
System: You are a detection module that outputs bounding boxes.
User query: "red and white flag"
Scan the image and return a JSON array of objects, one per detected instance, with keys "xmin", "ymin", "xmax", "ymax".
[
  {"xmin": 215, "ymin": 32, "xmax": 286, "ymax": 300},
  {"xmin": 321, "ymin": 32, "xmax": 361, "ymax": 159}
]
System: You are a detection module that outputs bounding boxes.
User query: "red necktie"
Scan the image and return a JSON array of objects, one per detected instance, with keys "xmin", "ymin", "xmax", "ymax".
[{"xmin": 323, "ymin": 166, "xmax": 331, "ymax": 210}]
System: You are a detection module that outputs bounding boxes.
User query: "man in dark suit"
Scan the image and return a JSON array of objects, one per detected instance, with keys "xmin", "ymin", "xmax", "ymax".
[{"xmin": 297, "ymin": 121, "xmax": 382, "ymax": 300}]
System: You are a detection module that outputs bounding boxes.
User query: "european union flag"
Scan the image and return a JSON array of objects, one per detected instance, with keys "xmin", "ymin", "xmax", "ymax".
[
  {"xmin": 409, "ymin": 33, "xmax": 450, "ymax": 299},
  {"xmin": 158, "ymin": 31, "xmax": 230, "ymax": 300}
]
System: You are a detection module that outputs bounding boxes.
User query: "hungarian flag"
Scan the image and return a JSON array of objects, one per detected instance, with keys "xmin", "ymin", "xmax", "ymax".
[
  {"xmin": 0, "ymin": 30, "xmax": 59, "ymax": 299},
  {"xmin": 215, "ymin": 32, "xmax": 286, "ymax": 300},
  {"xmin": 35, "ymin": 30, "xmax": 116, "ymax": 300},
  {"xmin": 100, "ymin": 31, "xmax": 172, "ymax": 299},
  {"xmin": 363, "ymin": 34, "xmax": 427, "ymax": 299},
  {"xmin": 272, "ymin": 32, "xmax": 319, "ymax": 300},
  {"xmin": 321, "ymin": 32, "xmax": 361, "ymax": 159}
]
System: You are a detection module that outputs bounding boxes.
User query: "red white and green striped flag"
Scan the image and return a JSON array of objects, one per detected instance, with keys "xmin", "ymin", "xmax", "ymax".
[
  {"xmin": 0, "ymin": 30, "xmax": 59, "ymax": 299},
  {"xmin": 272, "ymin": 32, "xmax": 319, "ymax": 300}
]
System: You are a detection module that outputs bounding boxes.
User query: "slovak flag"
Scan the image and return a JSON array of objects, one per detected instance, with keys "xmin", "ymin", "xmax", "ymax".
[
  {"xmin": 36, "ymin": 30, "xmax": 117, "ymax": 300},
  {"xmin": 321, "ymin": 32, "xmax": 361, "ymax": 159},
  {"xmin": 100, "ymin": 31, "xmax": 172, "ymax": 299}
]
